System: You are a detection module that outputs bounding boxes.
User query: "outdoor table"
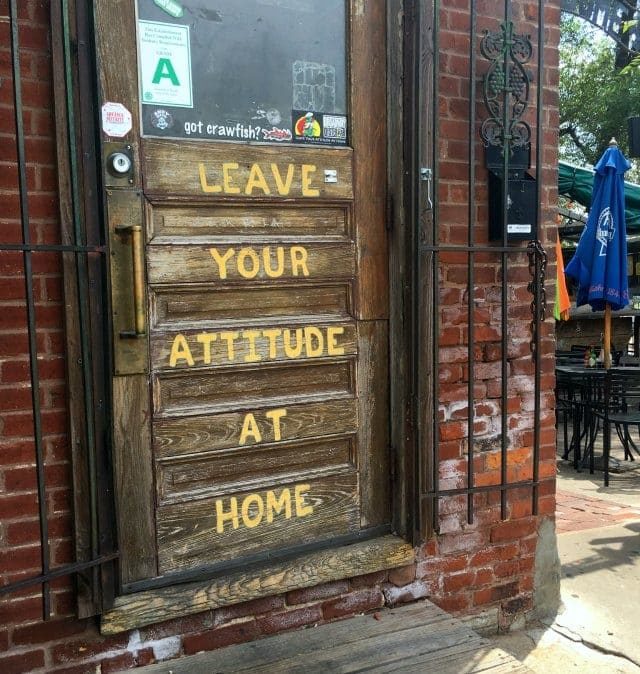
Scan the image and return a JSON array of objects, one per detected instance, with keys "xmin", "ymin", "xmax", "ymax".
[
  {"xmin": 556, "ymin": 365, "xmax": 640, "ymax": 478},
  {"xmin": 556, "ymin": 364, "xmax": 640, "ymax": 376}
]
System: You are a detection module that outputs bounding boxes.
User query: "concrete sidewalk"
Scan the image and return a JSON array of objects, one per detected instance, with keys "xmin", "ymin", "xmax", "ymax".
[{"xmin": 487, "ymin": 456, "xmax": 640, "ymax": 673}]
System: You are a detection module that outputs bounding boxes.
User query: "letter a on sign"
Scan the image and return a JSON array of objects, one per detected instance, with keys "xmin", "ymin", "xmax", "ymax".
[
  {"xmin": 152, "ymin": 59, "xmax": 181, "ymax": 86},
  {"xmin": 138, "ymin": 20, "xmax": 193, "ymax": 108}
]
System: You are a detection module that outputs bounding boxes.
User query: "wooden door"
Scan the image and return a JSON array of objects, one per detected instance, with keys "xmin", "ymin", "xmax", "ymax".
[{"xmin": 97, "ymin": 0, "xmax": 389, "ymax": 585}]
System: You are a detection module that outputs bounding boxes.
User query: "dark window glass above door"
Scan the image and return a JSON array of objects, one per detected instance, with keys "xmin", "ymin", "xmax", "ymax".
[{"xmin": 136, "ymin": 0, "xmax": 347, "ymax": 145}]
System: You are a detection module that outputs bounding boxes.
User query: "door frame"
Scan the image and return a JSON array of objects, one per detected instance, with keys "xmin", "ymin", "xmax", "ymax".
[{"xmin": 388, "ymin": 0, "xmax": 436, "ymax": 543}]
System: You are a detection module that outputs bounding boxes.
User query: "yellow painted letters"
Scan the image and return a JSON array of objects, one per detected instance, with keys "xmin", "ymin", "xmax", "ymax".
[
  {"xmin": 222, "ymin": 162, "xmax": 241, "ymax": 194},
  {"xmin": 262, "ymin": 328, "xmax": 282, "ymax": 359},
  {"xmin": 242, "ymin": 330, "xmax": 262, "ymax": 363},
  {"xmin": 283, "ymin": 328, "xmax": 304, "ymax": 359},
  {"xmin": 169, "ymin": 334, "xmax": 195, "ymax": 367},
  {"xmin": 199, "ymin": 163, "xmax": 222, "ymax": 193},
  {"xmin": 271, "ymin": 163, "xmax": 295, "ymax": 195},
  {"xmin": 241, "ymin": 493, "xmax": 265, "ymax": 528},
  {"xmin": 304, "ymin": 326, "xmax": 323, "ymax": 358},
  {"xmin": 245, "ymin": 163, "xmax": 271, "ymax": 195},
  {"xmin": 265, "ymin": 408, "xmax": 287, "ymax": 441},
  {"xmin": 219, "ymin": 331, "xmax": 239, "ymax": 360},
  {"xmin": 239, "ymin": 408, "xmax": 287, "ymax": 445},
  {"xmin": 199, "ymin": 162, "xmax": 322, "ymax": 196},
  {"xmin": 295, "ymin": 483, "xmax": 314, "ymax": 517},
  {"xmin": 327, "ymin": 326, "xmax": 345, "ymax": 356},
  {"xmin": 209, "ymin": 246, "xmax": 310, "ymax": 280},
  {"xmin": 210, "ymin": 248, "xmax": 235, "ymax": 279},
  {"xmin": 166, "ymin": 325, "xmax": 347, "ymax": 367},
  {"xmin": 263, "ymin": 246, "xmax": 285, "ymax": 278},
  {"xmin": 237, "ymin": 247, "xmax": 261, "ymax": 279},
  {"xmin": 239, "ymin": 413, "xmax": 262, "ymax": 444},
  {"xmin": 301, "ymin": 164, "xmax": 320, "ymax": 197},
  {"xmin": 215, "ymin": 497, "xmax": 240, "ymax": 533},
  {"xmin": 215, "ymin": 484, "xmax": 313, "ymax": 533},
  {"xmin": 290, "ymin": 246, "xmax": 309, "ymax": 276},
  {"xmin": 266, "ymin": 488, "xmax": 292, "ymax": 522},
  {"xmin": 196, "ymin": 332, "xmax": 217, "ymax": 364}
]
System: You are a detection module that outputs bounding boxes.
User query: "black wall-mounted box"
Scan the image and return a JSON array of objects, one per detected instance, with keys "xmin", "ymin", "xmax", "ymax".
[
  {"xmin": 484, "ymin": 144, "xmax": 537, "ymax": 241},
  {"xmin": 487, "ymin": 169, "xmax": 538, "ymax": 242}
]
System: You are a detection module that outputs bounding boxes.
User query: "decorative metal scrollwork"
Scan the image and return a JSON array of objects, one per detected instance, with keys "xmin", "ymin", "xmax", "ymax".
[
  {"xmin": 480, "ymin": 21, "xmax": 533, "ymax": 153},
  {"xmin": 527, "ymin": 240, "xmax": 548, "ymax": 354}
]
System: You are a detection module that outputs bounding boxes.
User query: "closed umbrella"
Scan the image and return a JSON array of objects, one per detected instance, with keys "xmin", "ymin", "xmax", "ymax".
[
  {"xmin": 554, "ymin": 232, "xmax": 571, "ymax": 321},
  {"xmin": 564, "ymin": 139, "xmax": 631, "ymax": 368}
]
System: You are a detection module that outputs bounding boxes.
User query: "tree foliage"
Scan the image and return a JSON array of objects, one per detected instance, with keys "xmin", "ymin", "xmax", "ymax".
[{"xmin": 560, "ymin": 15, "xmax": 640, "ymax": 167}]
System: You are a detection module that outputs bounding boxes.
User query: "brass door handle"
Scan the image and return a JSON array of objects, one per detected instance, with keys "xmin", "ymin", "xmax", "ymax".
[{"xmin": 115, "ymin": 224, "xmax": 146, "ymax": 338}]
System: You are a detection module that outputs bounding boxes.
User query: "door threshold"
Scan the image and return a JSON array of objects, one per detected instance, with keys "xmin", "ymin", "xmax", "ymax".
[
  {"xmin": 123, "ymin": 524, "xmax": 393, "ymax": 594},
  {"xmin": 101, "ymin": 534, "xmax": 414, "ymax": 635}
]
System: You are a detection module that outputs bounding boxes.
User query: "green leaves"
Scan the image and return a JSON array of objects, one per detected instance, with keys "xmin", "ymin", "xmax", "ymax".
[
  {"xmin": 621, "ymin": 53, "xmax": 640, "ymax": 76},
  {"xmin": 560, "ymin": 15, "xmax": 640, "ymax": 167}
]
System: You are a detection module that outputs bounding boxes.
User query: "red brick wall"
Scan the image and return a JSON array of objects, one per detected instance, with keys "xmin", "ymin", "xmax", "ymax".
[
  {"xmin": 0, "ymin": 1, "xmax": 559, "ymax": 672},
  {"xmin": 432, "ymin": 0, "xmax": 560, "ymax": 618}
]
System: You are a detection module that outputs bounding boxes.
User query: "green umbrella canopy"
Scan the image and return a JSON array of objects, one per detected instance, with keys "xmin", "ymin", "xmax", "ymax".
[{"xmin": 559, "ymin": 161, "xmax": 640, "ymax": 231}]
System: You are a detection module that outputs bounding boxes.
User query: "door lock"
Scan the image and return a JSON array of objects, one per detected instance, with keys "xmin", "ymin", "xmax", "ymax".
[{"xmin": 107, "ymin": 150, "xmax": 133, "ymax": 177}]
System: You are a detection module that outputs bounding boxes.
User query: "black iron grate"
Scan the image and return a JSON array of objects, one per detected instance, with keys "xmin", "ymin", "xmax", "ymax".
[
  {"xmin": 407, "ymin": 0, "xmax": 550, "ymax": 539},
  {"xmin": 0, "ymin": 0, "xmax": 116, "ymax": 620}
]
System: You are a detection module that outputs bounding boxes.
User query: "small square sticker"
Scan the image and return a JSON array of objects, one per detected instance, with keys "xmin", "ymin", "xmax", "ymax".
[{"xmin": 322, "ymin": 114, "xmax": 347, "ymax": 142}]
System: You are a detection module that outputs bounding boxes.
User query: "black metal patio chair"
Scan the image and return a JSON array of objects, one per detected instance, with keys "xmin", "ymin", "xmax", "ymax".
[
  {"xmin": 579, "ymin": 369, "xmax": 607, "ymax": 474},
  {"xmin": 556, "ymin": 368, "xmax": 585, "ymax": 463},
  {"xmin": 594, "ymin": 370, "xmax": 640, "ymax": 486}
]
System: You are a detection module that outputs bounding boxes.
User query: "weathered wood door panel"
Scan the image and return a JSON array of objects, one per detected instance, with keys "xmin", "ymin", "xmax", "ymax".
[
  {"xmin": 157, "ymin": 473, "xmax": 360, "ymax": 573},
  {"xmin": 143, "ymin": 140, "xmax": 354, "ymax": 198},
  {"xmin": 147, "ymin": 243, "xmax": 357, "ymax": 284},
  {"xmin": 150, "ymin": 281, "xmax": 353, "ymax": 326},
  {"xmin": 97, "ymin": 0, "xmax": 389, "ymax": 584},
  {"xmin": 154, "ymin": 399, "xmax": 359, "ymax": 458}
]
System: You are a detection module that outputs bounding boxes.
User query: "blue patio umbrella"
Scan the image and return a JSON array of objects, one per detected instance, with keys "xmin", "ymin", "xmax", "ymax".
[{"xmin": 565, "ymin": 139, "xmax": 631, "ymax": 367}]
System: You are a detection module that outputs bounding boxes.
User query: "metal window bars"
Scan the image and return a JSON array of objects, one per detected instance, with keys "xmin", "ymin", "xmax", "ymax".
[
  {"xmin": 0, "ymin": 0, "xmax": 117, "ymax": 620},
  {"xmin": 409, "ymin": 0, "xmax": 549, "ymax": 540}
]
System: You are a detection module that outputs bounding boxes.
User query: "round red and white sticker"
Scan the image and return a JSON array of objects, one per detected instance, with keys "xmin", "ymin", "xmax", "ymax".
[{"xmin": 101, "ymin": 102, "xmax": 132, "ymax": 138}]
